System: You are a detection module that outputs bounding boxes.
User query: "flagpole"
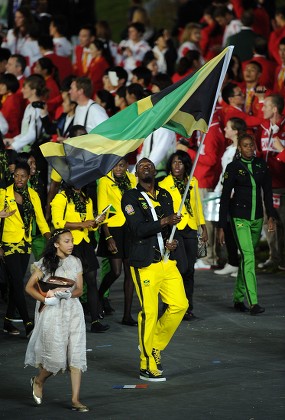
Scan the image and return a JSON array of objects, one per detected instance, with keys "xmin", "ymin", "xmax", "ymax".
[{"xmin": 163, "ymin": 46, "xmax": 234, "ymax": 262}]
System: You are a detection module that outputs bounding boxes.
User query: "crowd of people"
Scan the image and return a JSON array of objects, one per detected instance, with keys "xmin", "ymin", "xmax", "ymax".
[{"xmin": 0, "ymin": 0, "xmax": 285, "ymax": 410}]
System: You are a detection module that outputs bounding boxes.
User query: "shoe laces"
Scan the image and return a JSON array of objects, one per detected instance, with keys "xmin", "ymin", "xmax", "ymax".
[
  {"xmin": 152, "ymin": 348, "xmax": 161, "ymax": 365},
  {"xmin": 147, "ymin": 369, "xmax": 162, "ymax": 377}
]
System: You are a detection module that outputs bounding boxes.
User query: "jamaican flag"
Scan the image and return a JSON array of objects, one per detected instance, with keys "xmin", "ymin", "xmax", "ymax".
[{"xmin": 40, "ymin": 46, "xmax": 233, "ymax": 188}]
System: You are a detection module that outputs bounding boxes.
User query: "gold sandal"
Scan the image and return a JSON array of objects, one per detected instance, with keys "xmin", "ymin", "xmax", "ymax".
[
  {"xmin": 30, "ymin": 377, "xmax": 42, "ymax": 405},
  {"xmin": 72, "ymin": 403, "xmax": 89, "ymax": 412}
]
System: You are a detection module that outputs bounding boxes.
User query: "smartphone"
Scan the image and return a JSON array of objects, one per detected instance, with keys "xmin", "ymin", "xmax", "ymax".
[
  {"xmin": 95, "ymin": 204, "xmax": 112, "ymax": 222},
  {"xmin": 108, "ymin": 71, "xmax": 119, "ymax": 87}
]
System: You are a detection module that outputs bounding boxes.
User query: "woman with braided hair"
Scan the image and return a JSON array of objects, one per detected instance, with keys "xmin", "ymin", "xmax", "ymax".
[
  {"xmin": 16, "ymin": 152, "xmax": 47, "ymax": 261},
  {"xmin": 97, "ymin": 157, "xmax": 137, "ymax": 326},
  {"xmin": 159, "ymin": 151, "xmax": 208, "ymax": 320},
  {"xmin": 51, "ymin": 182, "xmax": 108, "ymax": 333},
  {"xmin": 0, "ymin": 161, "xmax": 50, "ymax": 337}
]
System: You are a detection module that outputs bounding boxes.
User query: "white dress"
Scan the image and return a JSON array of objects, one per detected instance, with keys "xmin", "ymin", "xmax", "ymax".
[{"xmin": 24, "ymin": 255, "xmax": 87, "ymax": 374}]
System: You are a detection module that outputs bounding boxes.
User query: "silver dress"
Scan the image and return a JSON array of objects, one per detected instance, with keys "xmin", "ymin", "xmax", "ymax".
[{"xmin": 24, "ymin": 255, "xmax": 87, "ymax": 374}]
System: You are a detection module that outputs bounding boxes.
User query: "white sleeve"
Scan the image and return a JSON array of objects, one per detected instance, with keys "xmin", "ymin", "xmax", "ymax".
[
  {"xmin": 1, "ymin": 30, "xmax": 15, "ymax": 53},
  {"xmin": 12, "ymin": 108, "xmax": 41, "ymax": 152},
  {"xmin": 147, "ymin": 128, "xmax": 176, "ymax": 167},
  {"xmin": 0, "ymin": 112, "xmax": 8, "ymax": 135},
  {"xmin": 85, "ymin": 104, "xmax": 109, "ymax": 133}
]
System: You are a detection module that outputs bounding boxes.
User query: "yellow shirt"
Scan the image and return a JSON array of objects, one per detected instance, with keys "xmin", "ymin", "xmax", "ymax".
[
  {"xmin": 51, "ymin": 191, "xmax": 96, "ymax": 245},
  {"xmin": 0, "ymin": 185, "xmax": 50, "ymax": 243},
  {"xmin": 97, "ymin": 171, "xmax": 137, "ymax": 228},
  {"xmin": 159, "ymin": 175, "xmax": 205, "ymax": 230}
]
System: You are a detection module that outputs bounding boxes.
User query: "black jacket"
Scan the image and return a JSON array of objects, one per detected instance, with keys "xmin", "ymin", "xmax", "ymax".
[
  {"xmin": 121, "ymin": 184, "xmax": 175, "ymax": 267},
  {"xmin": 218, "ymin": 157, "xmax": 275, "ymax": 228}
]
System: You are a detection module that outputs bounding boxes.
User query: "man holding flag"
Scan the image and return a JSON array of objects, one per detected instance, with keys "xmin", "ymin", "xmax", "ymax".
[
  {"xmin": 122, "ymin": 158, "xmax": 188, "ymax": 382},
  {"xmin": 40, "ymin": 47, "xmax": 234, "ymax": 379}
]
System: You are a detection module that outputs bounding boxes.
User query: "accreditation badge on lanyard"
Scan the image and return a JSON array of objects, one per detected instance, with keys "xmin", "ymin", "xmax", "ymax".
[{"xmin": 273, "ymin": 193, "xmax": 281, "ymax": 209}]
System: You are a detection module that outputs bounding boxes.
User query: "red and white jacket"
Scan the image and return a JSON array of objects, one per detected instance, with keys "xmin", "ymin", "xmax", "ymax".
[{"xmin": 256, "ymin": 116, "xmax": 285, "ymax": 188}]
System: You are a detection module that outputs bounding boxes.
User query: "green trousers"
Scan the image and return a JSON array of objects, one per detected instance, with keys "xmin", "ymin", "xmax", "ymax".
[
  {"xmin": 31, "ymin": 235, "xmax": 46, "ymax": 262},
  {"xmin": 231, "ymin": 218, "xmax": 263, "ymax": 306}
]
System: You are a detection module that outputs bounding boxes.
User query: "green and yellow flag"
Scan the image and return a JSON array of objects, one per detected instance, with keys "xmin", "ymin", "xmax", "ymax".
[{"xmin": 40, "ymin": 47, "xmax": 233, "ymax": 188}]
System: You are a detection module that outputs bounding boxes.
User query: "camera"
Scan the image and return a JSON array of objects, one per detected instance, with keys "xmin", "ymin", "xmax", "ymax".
[{"xmin": 31, "ymin": 101, "xmax": 46, "ymax": 109}]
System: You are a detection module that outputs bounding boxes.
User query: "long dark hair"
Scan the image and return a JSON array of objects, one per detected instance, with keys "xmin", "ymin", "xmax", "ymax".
[
  {"xmin": 61, "ymin": 182, "xmax": 89, "ymax": 204},
  {"xmin": 36, "ymin": 57, "xmax": 60, "ymax": 88},
  {"xmin": 42, "ymin": 229, "xmax": 71, "ymax": 275},
  {"xmin": 92, "ymin": 39, "xmax": 114, "ymax": 66},
  {"xmin": 166, "ymin": 150, "xmax": 193, "ymax": 177}
]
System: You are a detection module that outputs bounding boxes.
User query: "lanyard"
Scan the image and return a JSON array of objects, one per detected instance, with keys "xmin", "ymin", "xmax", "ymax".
[{"xmin": 140, "ymin": 191, "xmax": 165, "ymax": 257}]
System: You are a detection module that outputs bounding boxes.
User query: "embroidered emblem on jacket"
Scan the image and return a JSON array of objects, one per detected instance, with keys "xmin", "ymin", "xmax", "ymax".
[
  {"xmin": 125, "ymin": 204, "xmax": 135, "ymax": 215},
  {"xmin": 238, "ymin": 169, "xmax": 246, "ymax": 176}
]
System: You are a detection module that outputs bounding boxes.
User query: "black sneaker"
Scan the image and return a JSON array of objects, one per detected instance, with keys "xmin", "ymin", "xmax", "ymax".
[
  {"xmin": 103, "ymin": 297, "xmax": 115, "ymax": 315},
  {"xmin": 183, "ymin": 311, "xmax": 197, "ymax": 321},
  {"xmin": 3, "ymin": 320, "xmax": 20, "ymax": 335},
  {"xmin": 250, "ymin": 304, "xmax": 265, "ymax": 316},
  {"xmin": 90, "ymin": 320, "xmax": 110, "ymax": 333},
  {"xmin": 234, "ymin": 302, "xmax": 249, "ymax": 312},
  {"xmin": 152, "ymin": 348, "xmax": 163, "ymax": 373},
  {"xmin": 139, "ymin": 369, "xmax": 166, "ymax": 382}
]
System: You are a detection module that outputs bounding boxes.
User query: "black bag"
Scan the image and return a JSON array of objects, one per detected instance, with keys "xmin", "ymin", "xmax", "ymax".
[{"xmin": 197, "ymin": 235, "xmax": 207, "ymax": 259}]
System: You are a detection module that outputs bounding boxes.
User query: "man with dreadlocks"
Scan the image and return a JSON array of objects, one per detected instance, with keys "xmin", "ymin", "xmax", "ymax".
[{"xmin": 122, "ymin": 158, "xmax": 188, "ymax": 382}]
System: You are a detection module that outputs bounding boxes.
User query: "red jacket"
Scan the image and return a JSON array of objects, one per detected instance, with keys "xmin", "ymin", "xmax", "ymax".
[
  {"xmin": 200, "ymin": 20, "xmax": 223, "ymax": 61},
  {"xmin": 187, "ymin": 121, "xmax": 226, "ymax": 188},
  {"xmin": 231, "ymin": 0, "xmax": 271, "ymax": 39},
  {"xmin": 44, "ymin": 52, "xmax": 73, "ymax": 84},
  {"xmin": 1, "ymin": 93, "xmax": 22, "ymax": 138},
  {"xmin": 15, "ymin": 76, "xmax": 27, "ymax": 119},
  {"xmin": 45, "ymin": 76, "xmax": 61, "ymax": 119},
  {"xmin": 255, "ymin": 116, "xmax": 285, "ymax": 188},
  {"xmin": 277, "ymin": 149, "xmax": 285, "ymax": 163},
  {"xmin": 268, "ymin": 27, "xmax": 285, "ymax": 65},
  {"xmin": 172, "ymin": 68, "xmax": 193, "ymax": 84},
  {"xmin": 74, "ymin": 45, "xmax": 92, "ymax": 77},
  {"xmin": 242, "ymin": 56, "xmax": 277, "ymax": 90},
  {"xmin": 87, "ymin": 56, "xmax": 110, "ymax": 97},
  {"xmin": 221, "ymin": 103, "xmax": 262, "ymax": 129}
]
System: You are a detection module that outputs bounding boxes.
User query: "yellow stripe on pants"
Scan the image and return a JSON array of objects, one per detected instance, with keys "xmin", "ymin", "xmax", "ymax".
[{"xmin": 131, "ymin": 259, "xmax": 188, "ymax": 371}]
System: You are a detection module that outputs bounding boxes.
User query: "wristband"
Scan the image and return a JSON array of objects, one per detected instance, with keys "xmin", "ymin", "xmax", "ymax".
[{"xmin": 105, "ymin": 235, "xmax": 113, "ymax": 241}]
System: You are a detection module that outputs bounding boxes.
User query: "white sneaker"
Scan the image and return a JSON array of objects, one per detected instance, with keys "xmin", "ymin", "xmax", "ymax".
[
  {"xmin": 194, "ymin": 259, "xmax": 211, "ymax": 270},
  {"xmin": 230, "ymin": 272, "xmax": 238, "ymax": 278},
  {"xmin": 214, "ymin": 263, "xmax": 239, "ymax": 275},
  {"xmin": 257, "ymin": 259, "xmax": 274, "ymax": 269}
]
